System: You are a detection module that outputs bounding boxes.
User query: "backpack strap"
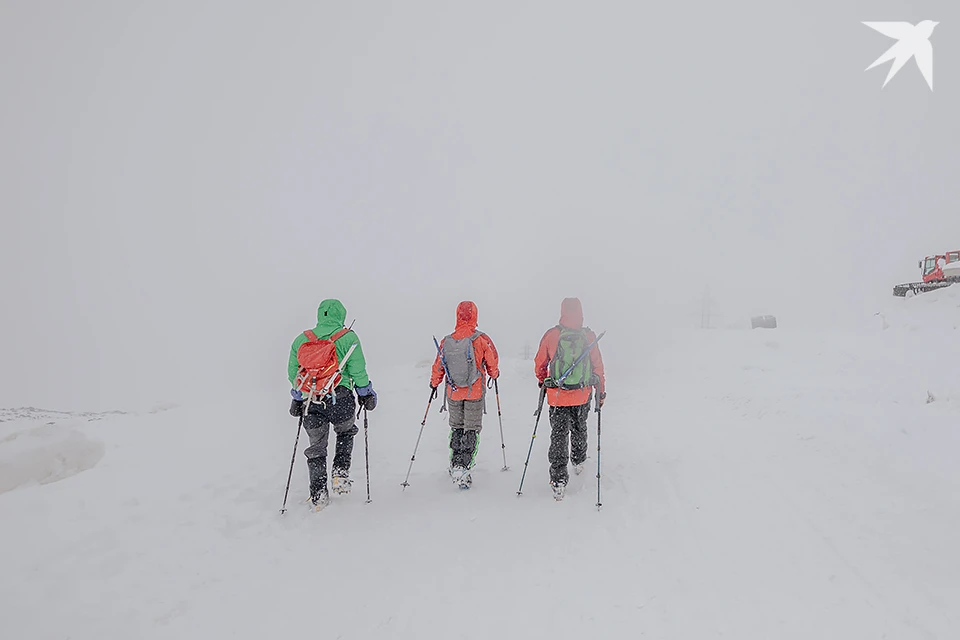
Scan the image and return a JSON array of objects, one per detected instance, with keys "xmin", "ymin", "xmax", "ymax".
[
  {"xmin": 470, "ymin": 331, "xmax": 483, "ymax": 358},
  {"xmin": 305, "ymin": 328, "xmax": 351, "ymax": 343},
  {"xmin": 550, "ymin": 324, "xmax": 569, "ymax": 353},
  {"xmin": 331, "ymin": 328, "xmax": 351, "ymax": 342},
  {"xmin": 467, "ymin": 331, "xmax": 481, "ymax": 358}
]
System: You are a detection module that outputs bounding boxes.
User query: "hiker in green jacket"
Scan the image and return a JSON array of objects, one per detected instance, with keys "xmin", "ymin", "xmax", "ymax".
[{"xmin": 288, "ymin": 299, "xmax": 376, "ymax": 508}]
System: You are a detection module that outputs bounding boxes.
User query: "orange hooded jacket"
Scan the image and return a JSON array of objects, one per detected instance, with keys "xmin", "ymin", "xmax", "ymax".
[
  {"xmin": 431, "ymin": 301, "xmax": 500, "ymax": 402},
  {"xmin": 535, "ymin": 298, "xmax": 606, "ymax": 407}
]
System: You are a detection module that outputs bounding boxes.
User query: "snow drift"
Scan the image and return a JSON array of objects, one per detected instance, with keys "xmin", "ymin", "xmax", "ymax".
[{"xmin": 0, "ymin": 423, "xmax": 105, "ymax": 494}]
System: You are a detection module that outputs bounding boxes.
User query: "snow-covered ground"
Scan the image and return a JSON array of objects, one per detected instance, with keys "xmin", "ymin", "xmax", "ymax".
[{"xmin": 3, "ymin": 290, "xmax": 960, "ymax": 639}]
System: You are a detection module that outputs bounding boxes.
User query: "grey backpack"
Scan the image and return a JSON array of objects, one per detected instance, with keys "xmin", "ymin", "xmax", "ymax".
[{"xmin": 442, "ymin": 331, "xmax": 483, "ymax": 389}]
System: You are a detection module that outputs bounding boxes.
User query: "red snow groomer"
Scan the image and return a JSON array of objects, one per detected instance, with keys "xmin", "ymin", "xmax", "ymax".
[{"xmin": 893, "ymin": 250, "xmax": 960, "ymax": 297}]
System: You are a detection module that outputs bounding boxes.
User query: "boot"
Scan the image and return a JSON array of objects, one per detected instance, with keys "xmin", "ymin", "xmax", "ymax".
[{"xmin": 306, "ymin": 457, "xmax": 328, "ymax": 509}]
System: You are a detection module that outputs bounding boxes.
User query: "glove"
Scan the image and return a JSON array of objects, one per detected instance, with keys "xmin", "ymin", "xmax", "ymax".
[
  {"xmin": 289, "ymin": 388, "xmax": 306, "ymax": 416},
  {"xmin": 355, "ymin": 382, "xmax": 377, "ymax": 411},
  {"xmin": 597, "ymin": 391, "xmax": 607, "ymax": 409},
  {"xmin": 290, "ymin": 400, "xmax": 305, "ymax": 417},
  {"xmin": 537, "ymin": 379, "xmax": 544, "ymax": 389}
]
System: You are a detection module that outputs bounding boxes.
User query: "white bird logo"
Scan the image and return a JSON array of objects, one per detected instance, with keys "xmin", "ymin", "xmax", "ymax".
[{"xmin": 863, "ymin": 21, "xmax": 938, "ymax": 90}]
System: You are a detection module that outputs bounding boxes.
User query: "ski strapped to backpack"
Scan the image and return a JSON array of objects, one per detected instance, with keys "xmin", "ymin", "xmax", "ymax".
[{"xmin": 545, "ymin": 330, "xmax": 606, "ymax": 390}]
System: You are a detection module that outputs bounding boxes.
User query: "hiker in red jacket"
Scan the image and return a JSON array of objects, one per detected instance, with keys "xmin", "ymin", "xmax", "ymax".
[
  {"xmin": 534, "ymin": 297, "xmax": 606, "ymax": 499},
  {"xmin": 430, "ymin": 301, "xmax": 500, "ymax": 488}
]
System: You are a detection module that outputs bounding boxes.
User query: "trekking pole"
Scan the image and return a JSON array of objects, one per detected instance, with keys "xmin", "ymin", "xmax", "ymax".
[
  {"xmin": 595, "ymin": 396, "xmax": 602, "ymax": 511},
  {"xmin": 280, "ymin": 385, "xmax": 316, "ymax": 514},
  {"xmin": 402, "ymin": 387, "xmax": 438, "ymax": 490},
  {"xmin": 491, "ymin": 377, "xmax": 508, "ymax": 471},
  {"xmin": 280, "ymin": 411, "xmax": 304, "ymax": 514},
  {"xmin": 517, "ymin": 385, "xmax": 547, "ymax": 496},
  {"xmin": 363, "ymin": 408, "xmax": 372, "ymax": 504}
]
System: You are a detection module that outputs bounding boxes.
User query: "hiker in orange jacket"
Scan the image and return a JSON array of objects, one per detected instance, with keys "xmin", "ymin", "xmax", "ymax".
[
  {"xmin": 430, "ymin": 301, "xmax": 500, "ymax": 488},
  {"xmin": 535, "ymin": 297, "xmax": 606, "ymax": 498}
]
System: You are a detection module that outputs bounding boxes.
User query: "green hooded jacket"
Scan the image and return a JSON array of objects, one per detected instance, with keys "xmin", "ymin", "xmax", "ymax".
[{"xmin": 288, "ymin": 299, "xmax": 370, "ymax": 390}]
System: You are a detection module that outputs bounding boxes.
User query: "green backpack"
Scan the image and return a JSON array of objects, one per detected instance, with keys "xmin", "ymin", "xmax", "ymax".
[{"xmin": 547, "ymin": 326, "xmax": 594, "ymax": 390}]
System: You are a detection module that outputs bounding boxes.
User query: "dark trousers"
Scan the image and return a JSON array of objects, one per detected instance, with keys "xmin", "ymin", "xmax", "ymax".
[
  {"xmin": 548, "ymin": 403, "xmax": 590, "ymax": 485},
  {"xmin": 303, "ymin": 386, "xmax": 358, "ymax": 495}
]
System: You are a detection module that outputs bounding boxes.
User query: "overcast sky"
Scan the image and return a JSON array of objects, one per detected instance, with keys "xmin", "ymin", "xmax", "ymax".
[{"xmin": 2, "ymin": 1, "xmax": 958, "ymax": 411}]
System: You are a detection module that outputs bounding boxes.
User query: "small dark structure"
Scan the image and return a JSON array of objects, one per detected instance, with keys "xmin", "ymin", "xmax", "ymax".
[{"xmin": 751, "ymin": 315, "xmax": 777, "ymax": 329}]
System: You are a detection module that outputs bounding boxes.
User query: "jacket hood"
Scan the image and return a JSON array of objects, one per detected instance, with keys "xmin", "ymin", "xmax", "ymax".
[
  {"xmin": 559, "ymin": 297, "xmax": 583, "ymax": 329},
  {"xmin": 315, "ymin": 299, "xmax": 347, "ymax": 337},
  {"xmin": 452, "ymin": 301, "xmax": 478, "ymax": 338}
]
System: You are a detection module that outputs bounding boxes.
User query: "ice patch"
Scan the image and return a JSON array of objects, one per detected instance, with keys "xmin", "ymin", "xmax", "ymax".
[{"xmin": 0, "ymin": 424, "xmax": 106, "ymax": 494}]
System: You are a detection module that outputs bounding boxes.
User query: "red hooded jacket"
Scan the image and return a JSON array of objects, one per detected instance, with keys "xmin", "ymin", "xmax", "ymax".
[
  {"xmin": 431, "ymin": 301, "xmax": 500, "ymax": 402},
  {"xmin": 535, "ymin": 298, "xmax": 606, "ymax": 407}
]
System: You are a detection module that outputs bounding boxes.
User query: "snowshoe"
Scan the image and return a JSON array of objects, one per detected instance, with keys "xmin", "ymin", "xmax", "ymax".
[
  {"xmin": 551, "ymin": 481, "xmax": 566, "ymax": 501},
  {"xmin": 309, "ymin": 488, "xmax": 330, "ymax": 512},
  {"xmin": 331, "ymin": 470, "xmax": 353, "ymax": 496},
  {"xmin": 450, "ymin": 466, "xmax": 472, "ymax": 490}
]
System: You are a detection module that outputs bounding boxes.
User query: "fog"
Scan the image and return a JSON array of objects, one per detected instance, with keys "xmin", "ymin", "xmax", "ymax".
[{"xmin": 2, "ymin": 1, "xmax": 959, "ymax": 411}]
